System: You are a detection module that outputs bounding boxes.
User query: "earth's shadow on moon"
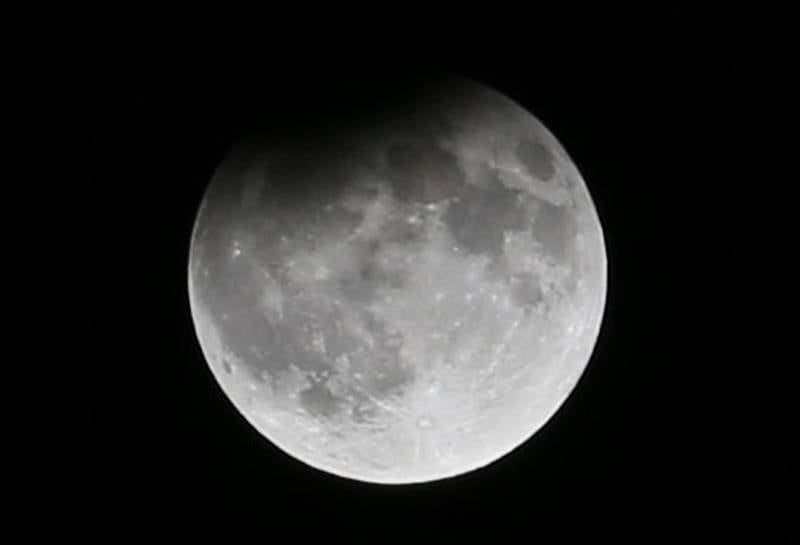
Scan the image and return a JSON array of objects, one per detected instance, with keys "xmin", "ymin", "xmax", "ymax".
[{"xmin": 188, "ymin": 73, "xmax": 607, "ymax": 484}]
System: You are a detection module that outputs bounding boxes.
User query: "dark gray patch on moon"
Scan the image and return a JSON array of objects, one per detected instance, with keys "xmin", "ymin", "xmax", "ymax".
[
  {"xmin": 365, "ymin": 349, "xmax": 412, "ymax": 395},
  {"xmin": 532, "ymin": 199, "xmax": 577, "ymax": 264},
  {"xmin": 299, "ymin": 382, "xmax": 342, "ymax": 418},
  {"xmin": 515, "ymin": 138, "xmax": 555, "ymax": 181},
  {"xmin": 191, "ymin": 250, "xmax": 294, "ymax": 381},
  {"xmin": 336, "ymin": 241, "xmax": 389, "ymax": 303},
  {"xmin": 509, "ymin": 274, "xmax": 543, "ymax": 310},
  {"xmin": 381, "ymin": 215, "xmax": 426, "ymax": 246},
  {"xmin": 218, "ymin": 310, "xmax": 287, "ymax": 379},
  {"xmin": 353, "ymin": 315, "xmax": 412, "ymax": 396},
  {"xmin": 259, "ymin": 131, "xmax": 379, "ymax": 210},
  {"xmin": 259, "ymin": 205, "xmax": 365, "ymax": 275},
  {"xmin": 222, "ymin": 357, "xmax": 234, "ymax": 374},
  {"xmin": 443, "ymin": 172, "xmax": 529, "ymax": 257},
  {"xmin": 385, "ymin": 140, "xmax": 464, "ymax": 203},
  {"xmin": 337, "ymin": 238, "xmax": 412, "ymax": 304},
  {"xmin": 351, "ymin": 398, "xmax": 381, "ymax": 423}
]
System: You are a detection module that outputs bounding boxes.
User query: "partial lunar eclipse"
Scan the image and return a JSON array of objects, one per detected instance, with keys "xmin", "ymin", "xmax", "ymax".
[{"xmin": 188, "ymin": 78, "xmax": 607, "ymax": 484}]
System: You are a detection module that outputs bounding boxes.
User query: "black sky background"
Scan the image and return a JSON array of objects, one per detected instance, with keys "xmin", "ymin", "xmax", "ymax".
[{"xmin": 57, "ymin": 34, "xmax": 777, "ymax": 536}]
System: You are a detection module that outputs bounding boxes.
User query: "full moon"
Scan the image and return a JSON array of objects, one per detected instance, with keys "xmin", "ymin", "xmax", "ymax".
[{"xmin": 188, "ymin": 77, "xmax": 607, "ymax": 484}]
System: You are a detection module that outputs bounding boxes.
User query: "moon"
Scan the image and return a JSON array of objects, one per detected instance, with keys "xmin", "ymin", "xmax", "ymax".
[{"xmin": 188, "ymin": 77, "xmax": 607, "ymax": 484}]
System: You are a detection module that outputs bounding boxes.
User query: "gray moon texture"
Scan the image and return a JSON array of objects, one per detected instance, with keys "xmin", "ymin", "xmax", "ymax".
[{"xmin": 188, "ymin": 78, "xmax": 607, "ymax": 484}]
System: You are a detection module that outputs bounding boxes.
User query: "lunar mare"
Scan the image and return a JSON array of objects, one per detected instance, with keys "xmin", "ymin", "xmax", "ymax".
[{"xmin": 188, "ymin": 78, "xmax": 607, "ymax": 483}]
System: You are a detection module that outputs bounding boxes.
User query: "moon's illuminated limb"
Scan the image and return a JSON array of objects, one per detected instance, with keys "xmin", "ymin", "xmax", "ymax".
[{"xmin": 188, "ymin": 77, "xmax": 607, "ymax": 484}]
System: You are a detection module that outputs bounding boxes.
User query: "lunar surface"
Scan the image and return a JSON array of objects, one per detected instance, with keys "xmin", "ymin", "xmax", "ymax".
[{"xmin": 188, "ymin": 78, "xmax": 607, "ymax": 483}]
